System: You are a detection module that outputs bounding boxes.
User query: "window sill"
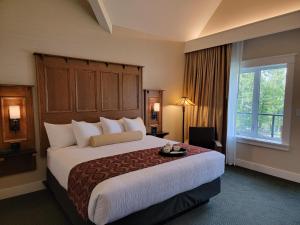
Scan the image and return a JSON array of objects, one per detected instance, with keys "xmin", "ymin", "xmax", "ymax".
[{"xmin": 236, "ymin": 136, "xmax": 289, "ymax": 151}]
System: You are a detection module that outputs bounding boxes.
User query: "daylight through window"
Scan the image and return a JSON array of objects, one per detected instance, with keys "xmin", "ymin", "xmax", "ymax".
[{"xmin": 236, "ymin": 64, "xmax": 287, "ymax": 143}]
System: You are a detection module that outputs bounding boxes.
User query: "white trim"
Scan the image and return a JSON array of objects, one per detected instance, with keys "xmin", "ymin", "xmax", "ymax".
[
  {"xmin": 236, "ymin": 136, "xmax": 289, "ymax": 151},
  {"xmin": 236, "ymin": 158, "xmax": 300, "ymax": 183},
  {"xmin": 0, "ymin": 180, "xmax": 45, "ymax": 200},
  {"xmin": 282, "ymin": 58, "xmax": 295, "ymax": 145},
  {"xmin": 238, "ymin": 54, "xmax": 296, "ymax": 146},
  {"xmin": 241, "ymin": 54, "xmax": 297, "ymax": 68}
]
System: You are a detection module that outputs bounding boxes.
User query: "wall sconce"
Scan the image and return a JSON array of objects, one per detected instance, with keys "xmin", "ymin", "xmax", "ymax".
[
  {"xmin": 9, "ymin": 105, "xmax": 21, "ymax": 151},
  {"xmin": 9, "ymin": 105, "xmax": 21, "ymax": 132},
  {"xmin": 153, "ymin": 103, "xmax": 160, "ymax": 112},
  {"xmin": 151, "ymin": 102, "xmax": 160, "ymax": 120}
]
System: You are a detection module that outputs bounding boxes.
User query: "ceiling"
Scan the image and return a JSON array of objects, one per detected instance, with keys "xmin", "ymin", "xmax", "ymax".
[
  {"xmin": 103, "ymin": 0, "xmax": 222, "ymax": 41},
  {"xmin": 89, "ymin": 0, "xmax": 300, "ymax": 42}
]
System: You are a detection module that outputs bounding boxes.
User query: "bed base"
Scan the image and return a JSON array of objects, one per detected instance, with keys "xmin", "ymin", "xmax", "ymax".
[{"xmin": 45, "ymin": 169, "xmax": 221, "ymax": 225}]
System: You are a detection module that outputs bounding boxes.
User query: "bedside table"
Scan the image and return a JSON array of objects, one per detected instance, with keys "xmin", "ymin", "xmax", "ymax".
[
  {"xmin": 147, "ymin": 132, "xmax": 169, "ymax": 138},
  {"xmin": 0, "ymin": 149, "xmax": 36, "ymax": 177}
]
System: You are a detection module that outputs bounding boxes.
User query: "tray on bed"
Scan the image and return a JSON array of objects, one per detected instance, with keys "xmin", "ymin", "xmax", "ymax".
[{"xmin": 159, "ymin": 148, "xmax": 187, "ymax": 157}]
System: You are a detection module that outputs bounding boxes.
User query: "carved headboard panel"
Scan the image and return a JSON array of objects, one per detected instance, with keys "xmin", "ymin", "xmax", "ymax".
[{"xmin": 35, "ymin": 53, "xmax": 143, "ymax": 156}]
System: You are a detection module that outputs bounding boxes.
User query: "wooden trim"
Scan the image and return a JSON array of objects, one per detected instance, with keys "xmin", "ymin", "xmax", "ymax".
[
  {"xmin": 35, "ymin": 54, "xmax": 143, "ymax": 156},
  {"xmin": 74, "ymin": 69, "xmax": 98, "ymax": 112},
  {"xmin": 0, "ymin": 84, "xmax": 34, "ymax": 87},
  {"xmin": 0, "ymin": 85, "xmax": 35, "ymax": 150},
  {"xmin": 144, "ymin": 90, "xmax": 164, "ymax": 133},
  {"xmin": 44, "ymin": 66, "xmax": 73, "ymax": 113},
  {"xmin": 34, "ymin": 53, "xmax": 144, "ymax": 68}
]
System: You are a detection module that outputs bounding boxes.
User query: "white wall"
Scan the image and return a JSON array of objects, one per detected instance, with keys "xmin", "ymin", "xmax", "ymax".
[
  {"xmin": 200, "ymin": 0, "xmax": 300, "ymax": 37},
  {"xmin": 236, "ymin": 29, "xmax": 300, "ymax": 178},
  {"xmin": 0, "ymin": 0, "xmax": 185, "ymax": 192},
  {"xmin": 185, "ymin": 11, "xmax": 300, "ymax": 53}
]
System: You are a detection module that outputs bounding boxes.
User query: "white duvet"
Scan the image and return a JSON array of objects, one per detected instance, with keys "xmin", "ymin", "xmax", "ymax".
[{"xmin": 47, "ymin": 136, "xmax": 225, "ymax": 225}]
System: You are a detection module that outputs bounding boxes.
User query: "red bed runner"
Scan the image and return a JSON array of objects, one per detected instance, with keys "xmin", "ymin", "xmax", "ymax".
[{"xmin": 67, "ymin": 143, "xmax": 210, "ymax": 219}]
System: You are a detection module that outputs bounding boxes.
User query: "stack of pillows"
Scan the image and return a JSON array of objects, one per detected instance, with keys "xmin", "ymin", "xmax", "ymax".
[{"xmin": 44, "ymin": 117, "xmax": 146, "ymax": 149}]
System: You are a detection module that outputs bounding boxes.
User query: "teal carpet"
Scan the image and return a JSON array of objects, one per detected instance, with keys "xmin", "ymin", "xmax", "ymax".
[{"xmin": 0, "ymin": 166, "xmax": 299, "ymax": 225}]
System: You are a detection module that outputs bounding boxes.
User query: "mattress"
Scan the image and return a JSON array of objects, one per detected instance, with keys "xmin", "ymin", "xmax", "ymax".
[{"xmin": 47, "ymin": 135, "xmax": 225, "ymax": 225}]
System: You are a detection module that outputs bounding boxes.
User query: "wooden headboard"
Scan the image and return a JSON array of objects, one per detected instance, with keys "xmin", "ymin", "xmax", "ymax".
[{"xmin": 35, "ymin": 53, "xmax": 143, "ymax": 156}]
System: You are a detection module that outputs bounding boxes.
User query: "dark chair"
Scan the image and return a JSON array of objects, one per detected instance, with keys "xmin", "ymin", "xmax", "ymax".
[{"xmin": 189, "ymin": 127, "xmax": 222, "ymax": 150}]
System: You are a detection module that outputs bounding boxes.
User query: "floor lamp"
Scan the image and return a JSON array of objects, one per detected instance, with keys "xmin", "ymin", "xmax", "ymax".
[{"xmin": 176, "ymin": 97, "xmax": 195, "ymax": 143}]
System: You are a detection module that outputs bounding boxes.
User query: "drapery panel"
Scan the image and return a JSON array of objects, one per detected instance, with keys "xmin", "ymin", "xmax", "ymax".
[
  {"xmin": 183, "ymin": 44, "xmax": 232, "ymax": 148},
  {"xmin": 226, "ymin": 42, "xmax": 243, "ymax": 164}
]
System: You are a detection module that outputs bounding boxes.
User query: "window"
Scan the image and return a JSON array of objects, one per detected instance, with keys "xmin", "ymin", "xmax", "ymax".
[{"xmin": 236, "ymin": 55, "xmax": 295, "ymax": 150}]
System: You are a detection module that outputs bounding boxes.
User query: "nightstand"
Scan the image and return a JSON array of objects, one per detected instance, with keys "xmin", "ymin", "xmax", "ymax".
[
  {"xmin": 0, "ymin": 148, "xmax": 36, "ymax": 177},
  {"xmin": 147, "ymin": 132, "xmax": 169, "ymax": 138}
]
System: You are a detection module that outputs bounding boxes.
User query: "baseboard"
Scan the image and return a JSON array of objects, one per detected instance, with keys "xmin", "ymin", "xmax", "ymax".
[
  {"xmin": 236, "ymin": 158, "xmax": 300, "ymax": 183},
  {"xmin": 0, "ymin": 180, "xmax": 45, "ymax": 200}
]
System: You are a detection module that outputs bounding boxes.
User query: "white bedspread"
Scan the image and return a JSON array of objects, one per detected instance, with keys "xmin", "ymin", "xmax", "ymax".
[{"xmin": 47, "ymin": 136, "xmax": 224, "ymax": 225}]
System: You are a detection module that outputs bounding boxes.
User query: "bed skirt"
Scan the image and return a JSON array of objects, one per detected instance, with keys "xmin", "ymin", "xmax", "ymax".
[{"xmin": 45, "ymin": 169, "xmax": 221, "ymax": 225}]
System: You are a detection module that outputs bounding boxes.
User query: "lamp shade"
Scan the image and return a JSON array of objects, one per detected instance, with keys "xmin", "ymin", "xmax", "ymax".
[
  {"xmin": 153, "ymin": 103, "xmax": 160, "ymax": 112},
  {"xmin": 9, "ymin": 105, "xmax": 21, "ymax": 119},
  {"xmin": 176, "ymin": 97, "xmax": 195, "ymax": 106}
]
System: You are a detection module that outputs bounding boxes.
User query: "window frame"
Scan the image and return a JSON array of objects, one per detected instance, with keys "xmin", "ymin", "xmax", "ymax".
[{"xmin": 236, "ymin": 54, "xmax": 295, "ymax": 151}]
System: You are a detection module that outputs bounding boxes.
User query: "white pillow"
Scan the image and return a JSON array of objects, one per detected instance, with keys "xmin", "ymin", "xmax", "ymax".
[
  {"xmin": 122, "ymin": 117, "xmax": 146, "ymax": 136},
  {"xmin": 100, "ymin": 117, "xmax": 125, "ymax": 134},
  {"xmin": 72, "ymin": 120, "xmax": 103, "ymax": 147},
  {"xmin": 44, "ymin": 122, "xmax": 76, "ymax": 149}
]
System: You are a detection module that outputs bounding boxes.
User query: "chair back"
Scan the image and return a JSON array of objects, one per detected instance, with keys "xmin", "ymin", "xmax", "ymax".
[{"xmin": 189, "ymin": 127, "xmax": 216, "ymax": 149}]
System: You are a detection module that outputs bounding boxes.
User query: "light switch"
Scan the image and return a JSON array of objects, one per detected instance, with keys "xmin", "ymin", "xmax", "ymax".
[{"xmin": 296, "ymin": 109, "xmax": 300, "ymax": 117}]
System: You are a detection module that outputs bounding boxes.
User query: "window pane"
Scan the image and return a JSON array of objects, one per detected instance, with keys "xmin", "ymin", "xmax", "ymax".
[
  {"xmin": 236, "ymin": 113, "xmax": 252, "ymax": 135},
  {"xmin": 273, "ymin": 115, "xmax": 283, "ymax": 139},
  {"xmin": 236, "ymin": 72, "xmax": 254, "ymax": 136},
  {"xmin": 258, "ymin": 114, "xmax": 284, "ymax": 140},
  {"xmin": 259, "ymin": 67, "xmax": 286, "ymax": 115},
  {"xmin": 258, "ymin": 114, "xmax": 272, "ymax": 138},
  {"xmin": 237, "ymin": 72, "xmax": 254, "ymax": 113},
  {"xmin": 258, "ymin": 66, "xmax": 286, "ymax": 140},
  {"xmin": 236, "ymin": 63, "xmax": 289, "ymax": 142}
]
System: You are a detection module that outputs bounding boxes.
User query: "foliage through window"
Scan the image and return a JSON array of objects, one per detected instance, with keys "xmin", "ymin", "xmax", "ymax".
[{"xmin": 236, "ymin": 64, "xmax": 287, "ymax": 142}]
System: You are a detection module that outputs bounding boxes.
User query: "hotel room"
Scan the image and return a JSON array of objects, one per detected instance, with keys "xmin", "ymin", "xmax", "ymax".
[{"xmin": 0, "ymin": 0, "xmax": 299, "ymax": 225}]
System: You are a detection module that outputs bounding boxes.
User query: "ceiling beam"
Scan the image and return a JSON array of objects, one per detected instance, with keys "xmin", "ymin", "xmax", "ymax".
[{"xmin": 88, "ymin": 0, "xmax": 112, "ymax": 33}]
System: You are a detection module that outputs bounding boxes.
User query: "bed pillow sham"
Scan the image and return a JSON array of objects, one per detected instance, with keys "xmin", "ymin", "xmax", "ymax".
[
  {"xmin": 44, "ymin": 122, "xmax": 76, "ymax": 149},
  {"xmin": 90, "ymin": 131, "xmax": 143, "ymax": 147},
  {"xmin": 72, "ymin": 120, "xmax": 103, "ymax": 147},
  {"xmin": 100, "ymin": 117, "xmax": 125, "ymax": 134},
  {"xmin": 122, "ymin": 117, "xmax": 146, "ymax": 136}
]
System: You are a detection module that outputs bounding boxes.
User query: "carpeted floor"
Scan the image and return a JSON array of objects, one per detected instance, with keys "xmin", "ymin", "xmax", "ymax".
[{"xmin": 0, "ymin": 166, "xmax": 300, "ymax": 225}]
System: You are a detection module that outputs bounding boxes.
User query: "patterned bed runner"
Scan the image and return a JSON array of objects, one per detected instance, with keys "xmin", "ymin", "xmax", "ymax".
[{"xmin": 67, "ymin": 143, "xmax": 210, "ymax": 219}]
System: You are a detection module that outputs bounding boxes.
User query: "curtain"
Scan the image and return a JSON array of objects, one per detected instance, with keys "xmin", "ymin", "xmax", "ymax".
[
  {"xmin": 183, "ymin": 44, "xmax": 232, "ymax": 148},
  {"xmin": 226, "ymin": 42, "xmax": 243, "ymax": 165}
]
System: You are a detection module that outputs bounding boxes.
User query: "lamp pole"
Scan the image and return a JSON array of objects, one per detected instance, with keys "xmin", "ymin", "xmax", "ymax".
[
  {"xmin": 176, "ymin": 96, "xmax": 195, "ymax": 143},
  {"xmin": 182, "ymin": 105, "xmax": 185, "ymax": 143}
]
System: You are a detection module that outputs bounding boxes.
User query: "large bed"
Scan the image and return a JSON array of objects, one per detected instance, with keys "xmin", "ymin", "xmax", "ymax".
[
  {"xmin": 46, "ymin": 135, "xmax": 224, "ymax": 225},
  {"xmin": 35, "ymin": 54, "xmax": 225, "ymax": 225}
]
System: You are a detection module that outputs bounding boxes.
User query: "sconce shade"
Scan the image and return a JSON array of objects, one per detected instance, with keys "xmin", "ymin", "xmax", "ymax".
[
  {"xmin": 153, "ymin": 103, "xmax": 160, "ymax": 112},
  {"xmin": 9, "ymin": 105, "xmax": 21, "ymax": 119},
  {"xmin": 176, "ymin": 97, "xmax": 195, "ymax": 106}
]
